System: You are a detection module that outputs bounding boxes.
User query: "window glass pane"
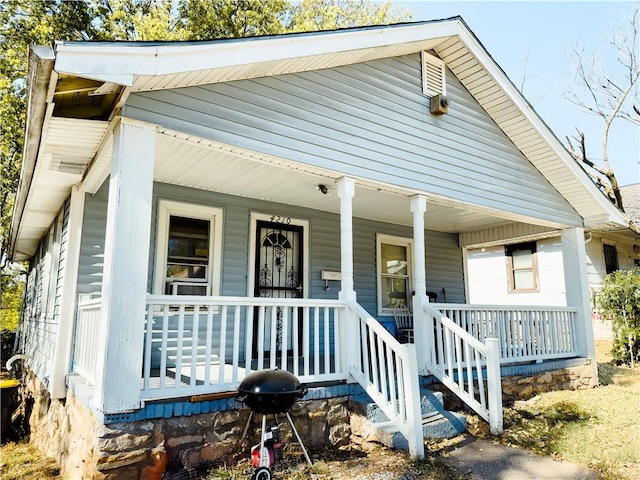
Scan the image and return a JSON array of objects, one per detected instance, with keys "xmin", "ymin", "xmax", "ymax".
[
  {"xmin": 603, "ymin": 244, "xmax": 618, "ymax": 274},
  {"xmin": 514, "ymin": 269, "xmax": 534, "ymax": 289},
  {"xmin": 512, "ymin": 249, "xmax": 532, "ymax": 269},
  {"xmin": 381, "ymin": 244, "xmax": 408, "ymax": 275},
  {"xmin": 165, "ymin": 215, "xmax": 210, "ymax": 295},
  {"xmin": 381, "ymin": 276, "xmax": 408, "ymax": 308}
]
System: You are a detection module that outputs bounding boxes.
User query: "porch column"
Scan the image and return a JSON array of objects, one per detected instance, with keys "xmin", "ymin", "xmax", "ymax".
[
  {"xmin": 561, "ymin": 227, "xmax": 596, "ymax": 378},
  {"xmin": 410, "ymin": 195, "xmax": 428, "ymax": 371},
  {"xmin": 337, "ymin": 177, "xmax": 356, "ymax": 302},
  {"xmin": 51, "ymin": 186, "xmax": 85, "ymax": 399},
  {"xmin": 94, "ymin": 118, "xmax": 156, "ymax": 413}
]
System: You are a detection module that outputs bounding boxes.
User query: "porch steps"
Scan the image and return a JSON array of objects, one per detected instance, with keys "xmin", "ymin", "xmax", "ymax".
[{"xmin": 349, "ymin": 389, "xmax": 466, "ymax": 450}]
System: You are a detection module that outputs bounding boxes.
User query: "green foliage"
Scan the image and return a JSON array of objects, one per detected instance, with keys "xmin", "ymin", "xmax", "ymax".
[
  {"xmin": 288, "ymin": 0, "xmax": 410, "ymax": 32},
  {"xmin": 598, "ymin": 268, "xmax": 640, "ymax": 366},
  {"xmin": 1, "ymin": 263, "xmax": 25, "ymax": 331},
  {"xmin": 179, "ymin": 0, "xmax": 289, "ymax": 40}
]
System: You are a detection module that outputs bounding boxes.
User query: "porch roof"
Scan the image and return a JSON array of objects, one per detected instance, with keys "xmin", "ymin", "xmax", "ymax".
[{"xmin": 9, "ymin": 18, "xmax": 629, "ymax": 261}]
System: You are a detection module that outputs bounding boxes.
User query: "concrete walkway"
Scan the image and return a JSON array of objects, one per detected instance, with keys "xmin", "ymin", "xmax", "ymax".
[{"xmin": 440, "ymin": 437, "xmax": 599, "ymax": 480}]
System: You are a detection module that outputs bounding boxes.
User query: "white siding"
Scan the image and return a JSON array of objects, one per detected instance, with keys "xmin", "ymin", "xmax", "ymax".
[
  {"xmin": 585, "ymin": 233, "xmax": 640, "ymax": 295},
  {"xmin": 466, "ymin": 237, "xmax": 566, "ymax": 306},
  {"xmin": 124, "ymin": 54, "xmax": 581, "ymax": 227}
]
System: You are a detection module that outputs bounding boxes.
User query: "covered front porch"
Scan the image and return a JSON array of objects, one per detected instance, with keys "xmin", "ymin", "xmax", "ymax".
[
  {"xmin": 59, "ymin": 119, "xmax": 595, "ymax": 459},
  {"xmin": 73, "ymin": 292, "xmax": 584, "ymax": 456}
]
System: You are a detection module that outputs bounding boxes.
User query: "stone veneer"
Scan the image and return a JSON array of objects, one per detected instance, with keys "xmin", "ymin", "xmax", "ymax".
[
  {"xmin": 19, "ymin": 361, "xmax": 596, "ymax": 478},
  {"xmin": 429, "ymin": 361, "xmax": 597, "ymax": 411},
  {"xmin": 21, "ymin": 372, "xmax": 351, "ymax": 479}
]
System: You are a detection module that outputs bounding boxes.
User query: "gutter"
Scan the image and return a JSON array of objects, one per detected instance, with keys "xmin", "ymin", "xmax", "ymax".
[{"xmin": 7, "ymin": 46, "xmax": 56, "ymax": 261}]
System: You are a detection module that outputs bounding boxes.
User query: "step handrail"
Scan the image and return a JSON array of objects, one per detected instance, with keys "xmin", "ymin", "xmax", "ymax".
[
  {"xmin": 346, "ymin": 301, "xmax": 424, "ymax": 458},
  {"xmin": 422, "ymin": 303, "xmax": 503, "ymax": 434}
]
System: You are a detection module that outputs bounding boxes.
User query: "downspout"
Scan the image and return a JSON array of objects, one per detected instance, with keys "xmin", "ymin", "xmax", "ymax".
[{"xmin": 7, "ymin": 45, "xmax": 56, "ymax": 260}]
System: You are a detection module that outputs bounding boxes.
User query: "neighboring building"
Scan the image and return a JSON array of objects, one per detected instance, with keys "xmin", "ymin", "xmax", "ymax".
[
  {"xmin": 465, "ymin": 184, "xmax": 639, "ymax": 312},
  {"xmin": 8, "ymin": 18, "xmax": 630, "ymax": 478}
]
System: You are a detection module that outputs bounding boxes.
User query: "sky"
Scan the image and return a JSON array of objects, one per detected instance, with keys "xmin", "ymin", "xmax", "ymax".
[{"xmin": 398, "ymin": 1, "xmax": 640, "ymax": 186}]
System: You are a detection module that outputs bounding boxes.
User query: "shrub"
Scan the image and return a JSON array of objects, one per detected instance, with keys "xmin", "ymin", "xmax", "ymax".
[{"xmin": 597, "ymin": 268, "xmax": 640, "ymax": 366}]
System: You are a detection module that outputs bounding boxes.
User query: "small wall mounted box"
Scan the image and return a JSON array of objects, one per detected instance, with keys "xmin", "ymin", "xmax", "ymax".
[{"xmin": 321, "ymin": 270, "xmax": 341, "ymax": 281}]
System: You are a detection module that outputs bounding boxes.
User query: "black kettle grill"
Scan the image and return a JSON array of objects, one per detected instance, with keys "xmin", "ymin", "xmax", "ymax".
[
  {"xmin": 237, "ymin": 368, "xmax": 307, "ymax": 414},
  {"xmin": 237, "ymin": 369, "xmax": 312, "ymax": 480}
]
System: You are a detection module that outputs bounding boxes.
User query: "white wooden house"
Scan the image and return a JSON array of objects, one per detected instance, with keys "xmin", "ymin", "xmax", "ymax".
[{"xmin": 8, "ymin": 18, "xmax": 629, "ymax": 477}]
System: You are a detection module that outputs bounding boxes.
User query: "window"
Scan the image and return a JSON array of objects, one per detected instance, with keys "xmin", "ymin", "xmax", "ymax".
[
  {"xmin": 505, "ymin": 242, "xmax": 538, "ymax": 292},
  {"xmin": 154, "ymin": 200, "xmax": 223, "ymax": 296},
  {"xmin": 377, "ymin": 235, "xmax": 413, "ymax": 314},
  {"xmin": 603, "ymin": 244, "xmax": 619, "ymax": 274}
]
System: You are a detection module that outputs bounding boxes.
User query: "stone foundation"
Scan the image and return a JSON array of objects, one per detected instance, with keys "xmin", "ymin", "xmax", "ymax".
[
  {"xmin": 19, "ymin": 372, "xmax": 352, "ymax": 479},
  {"xmin": 500, "ymin": 363, "xmax": 597, "ymax": 402},
  {"xmin": 430, "ymin": 362, "xmax": 598, "ymax": 410}
]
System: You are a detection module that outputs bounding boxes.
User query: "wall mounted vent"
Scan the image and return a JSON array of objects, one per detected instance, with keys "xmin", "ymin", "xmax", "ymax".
[{"xmin": 422, "ymin": 51, "xmax": 446, "ymax": 97}]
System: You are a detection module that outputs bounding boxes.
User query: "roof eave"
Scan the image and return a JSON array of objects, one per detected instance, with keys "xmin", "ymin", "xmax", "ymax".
[
  {"xmin": 53, "ymin": 19, "xmax": 465, "ymax": 82},
  {"xmin": 8, "ymin": 46, "xmax": 56, "ymax": 262}
]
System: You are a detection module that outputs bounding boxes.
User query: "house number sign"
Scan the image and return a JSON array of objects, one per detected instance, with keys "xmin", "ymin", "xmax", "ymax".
[{"xmin": 270, "ymin": 215, "xmax": 292, "ymax": 224}]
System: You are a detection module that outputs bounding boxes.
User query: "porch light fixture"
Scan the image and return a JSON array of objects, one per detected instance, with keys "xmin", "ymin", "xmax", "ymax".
[{"xmin": 318, "ymin": 184, "xmax": 329, "ymax": 195}]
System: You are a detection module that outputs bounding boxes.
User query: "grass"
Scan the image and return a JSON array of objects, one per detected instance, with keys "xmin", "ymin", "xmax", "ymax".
[
  {"xmin": 467, "ymin": 340, "xmax": 640, "ymax": 480},
  {"xmin": 0, "ymin": 442, "xmax": 59, "ymax": 480}
]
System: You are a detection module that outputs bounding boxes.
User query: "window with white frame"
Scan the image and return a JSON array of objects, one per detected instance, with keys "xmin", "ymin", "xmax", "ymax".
[
  {"xmin": 377, "ymin": 234, "xmax": 413, "ymax": 314},
  {"xmin": 505, "ymin": 242, "xmax": 538, "ymax": 292},
  {"xmin": 154, "ymin": 200, "xmax": 223, "ymax": 296}
]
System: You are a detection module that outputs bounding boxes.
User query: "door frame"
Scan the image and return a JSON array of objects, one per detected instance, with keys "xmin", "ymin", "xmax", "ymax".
[{"xmin": 248, "ymin": 212, "xmax": 310, "ymax": 299}]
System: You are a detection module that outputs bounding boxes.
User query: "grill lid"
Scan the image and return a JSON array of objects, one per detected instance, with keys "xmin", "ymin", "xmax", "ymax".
[
  {"xmin": 237, "ymin": 369, "xmax": 307, "ymax": 414},
  {"xmin": 237, "ymin": 369, "xmax": 304, "ymax": 395}
]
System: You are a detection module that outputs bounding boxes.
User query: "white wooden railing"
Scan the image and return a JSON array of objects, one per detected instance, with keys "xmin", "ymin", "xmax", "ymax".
[
  {"xmin": 74, "ymin": 297, "xmax": 102, "ymax": 385},
  {"xmin": 141, "ymin": 295, "xmax": 348, "ymax": 400},
  {"xmin": 423, "ymin": 304, "xmax": 503, "ymax": 434},
  {"xmin": 432, "ymin": 304, "xmax": 578, "ymax": 364},
  {"xmin": 346, "ymin": 302, "xmax": 424, "ymax": 458}
]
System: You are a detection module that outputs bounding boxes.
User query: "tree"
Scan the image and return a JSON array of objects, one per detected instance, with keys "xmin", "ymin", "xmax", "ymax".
[
  {"xmin": 287, "ymin": 0, "xmax": 410, "ymax": 32},
  {"xmin": 1, "ymin": 1, "xmax": 101, "ymax": 267},
  {"xmin": 598, "ymin": 268, "xmax": 640, "ymax": 367},
  {"xmin": 565, "ymin": 7, "xmax": 639, "ymax": 228}
]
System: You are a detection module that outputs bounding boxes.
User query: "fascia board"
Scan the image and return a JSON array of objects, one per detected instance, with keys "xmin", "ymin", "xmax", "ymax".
[
  {"xmin": 453, "ymin": 28, "xmax": 628, "ymax": 228},
  {"xmin": 8, "ymin": 46, "xmax": 56, "ymax": 260},
  {"xmin": 53, "ymin": 20, "xmax": 463, "ymax": 78}
]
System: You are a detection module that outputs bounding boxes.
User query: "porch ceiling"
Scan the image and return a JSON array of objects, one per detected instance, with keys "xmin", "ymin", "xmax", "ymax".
[{"xmin": 150, "ymin": 130, "xmax": 515, "ymax": 233}]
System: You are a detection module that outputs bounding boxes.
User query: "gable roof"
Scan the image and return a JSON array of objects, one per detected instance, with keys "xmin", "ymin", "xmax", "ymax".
[{"xmin": 9, "ymin": 18, "xmax": 629, "ymax": 261}]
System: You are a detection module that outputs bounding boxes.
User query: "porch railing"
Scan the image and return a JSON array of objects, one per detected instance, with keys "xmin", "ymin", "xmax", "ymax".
[
  {"xmin": 423, "ymin": 303, "xmax": 503, "ymax": 434},
  {"xmin": 142, "ymin": 295, "xmax": 348, "ymax": 400},
  {"xmin": 74, "ymin": 297, "xmax": 102, "ymax": 385},
  {"xmin": 347, "ymin": 301, "xmax": 424, "ymax": 458},
  {"xmin": 432, "ymin": 304, "xmax": 578, "ymax": 364}
]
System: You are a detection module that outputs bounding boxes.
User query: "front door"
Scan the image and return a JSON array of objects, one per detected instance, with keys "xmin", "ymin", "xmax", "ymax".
[{"xmin": 252, "ymin": 219, "xmax": 304, "ymax": 357}]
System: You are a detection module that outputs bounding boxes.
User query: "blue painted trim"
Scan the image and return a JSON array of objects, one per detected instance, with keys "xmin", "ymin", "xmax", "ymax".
[{"xmin": 100, "ymin": 383, "xmax": 365, "ymax": 425}]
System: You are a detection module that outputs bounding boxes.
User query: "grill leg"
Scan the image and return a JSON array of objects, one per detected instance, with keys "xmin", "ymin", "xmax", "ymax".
[
  {"xmin": 285, "ymin": 412, "xmax": 313, "ymax": 467},
  {"xmin": 259, "ymin": 414, "xmax": 270, "ymax": 467},
  {"xmin": 241, "ymin": 411, "xmax": 254, "ymax": 441}
]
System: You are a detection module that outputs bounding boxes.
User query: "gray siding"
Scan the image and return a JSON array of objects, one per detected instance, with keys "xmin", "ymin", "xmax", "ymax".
[
  {"xmin": 77, "ymin": 183, "xmax": 109, "ymax": 296},
  {"xmin": 78, "ymin": 181, "xmax": 464, "ymax": 313},
  {"xmin": 21, "ymin": 202, "xmax": 70, "ymax": 388},
  {"xmin": 76, "ymin": 182, "xmax": 465, "ymax": 365},
  {"xmin": 124, "ymin": 54, "xmax": 581, "ymax": 227}
]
